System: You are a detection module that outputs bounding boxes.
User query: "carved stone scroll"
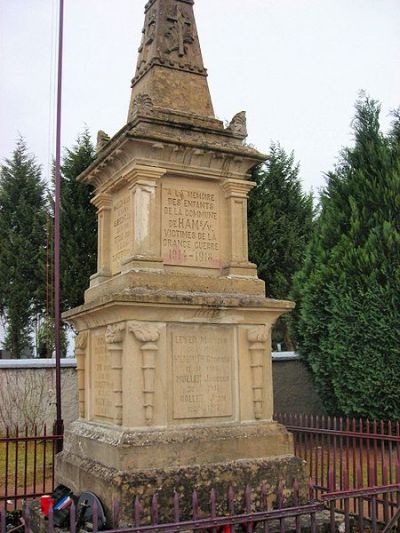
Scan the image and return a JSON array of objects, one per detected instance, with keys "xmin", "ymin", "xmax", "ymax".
[
  {"xmin": 106, "ymin": 323, "xmax": 126, "ymax": 426},
  {"xmin": 129, "ymin": 323, "xmax": 161, "ymax": 424},
  {"xmin": 75, "ymin": 331, "xmax": 88, "ymax": 419},
  {"xmin": 226, "ymin": 111, "xmax": 247, "ymax": 138},
  {"xmin": 96, "ymin": 130, "xmax": 110, "ymax": 153},
  {"xmin": 247, "ymin": 327, "xmax": 268, "ymax": 420}
]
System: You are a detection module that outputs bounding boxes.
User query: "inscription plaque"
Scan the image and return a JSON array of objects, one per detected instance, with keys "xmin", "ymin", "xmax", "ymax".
[
  {"xmin": 111, "ymin": 192, "xmax": 132, "ymax": 274},
  {"xmin": 171, "ymin": 324, "xmax": 233, "ymax": 419},
  {"xmin": 93, "ymin": 331, "xmax": 113, "ymax": 421},
  {"xmin": 162, "ymin": 184, "xmax": 221, "ymax": 268}
]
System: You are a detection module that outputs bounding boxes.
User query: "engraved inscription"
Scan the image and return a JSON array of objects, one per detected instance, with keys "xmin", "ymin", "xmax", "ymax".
[
  {"xmin": 162, "ymin": 185, "xmax": 221, "ymax": 268},
  {"xmin": 93, "ymin": 332, "xmax": 113, "ymax": 420},
  {"xmin": 171, "ymin": 325, "xmax": 233, "ymax": 419},
  {"xmin": 111, "ymin": 193, "xmax": 132, "ymax": 273}
]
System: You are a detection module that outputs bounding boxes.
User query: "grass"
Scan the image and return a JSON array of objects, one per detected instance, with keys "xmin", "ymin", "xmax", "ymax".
[{"xmin": 0, "ymin": 440, "xmax": 54, "ymax": 496}]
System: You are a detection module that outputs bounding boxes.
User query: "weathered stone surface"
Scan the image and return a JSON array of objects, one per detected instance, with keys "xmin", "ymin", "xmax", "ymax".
[
  {"xmin": 128, "ymin": 0, "xmax": 214, "ymax": 119},
  {"xmin": 57, "ymin": 451, "xmax": 306, "ymax": 526},
  {"xmin": 59, "ymin": 420, "xmax": 294, "ymax": 471},
  {"xmin": 57, "ymin": 0, "xmax": 304, "ymax": 522}
]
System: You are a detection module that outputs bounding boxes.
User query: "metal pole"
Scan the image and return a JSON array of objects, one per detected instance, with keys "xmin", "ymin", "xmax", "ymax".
[{"xmin": 54, "ymin": 0, "xmax": 64, "ymax": 452}]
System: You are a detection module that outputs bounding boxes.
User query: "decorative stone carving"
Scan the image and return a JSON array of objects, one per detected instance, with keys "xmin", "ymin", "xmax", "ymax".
[
  {"xmin": 129, "ymin": 323, "xmax": 161, "ymax": 424},
  {"xmin": 96, "ymin": 130, "xmax": 110, "ymax": 153},
  {"xmin": 132, "ymin": 93, "xmax": 154, "ymax": 115},
  {"xmin": 139, "ymin": 10, "xmax": 156, "ymax": 53},
  {"xmin": 247, "ymin": 327, "xmax": 268, "ymax": 420},
  {"xmin": 131, "ymin": 0, "xmax": 208, "ymax": 94},
  {"xmin": 106, "ymin": 323, "xmax": 126, "ymax": 426},
  {"xmin": 227, "ymin": 111, "xmax": 247, "ymax": 138},
  {"xmin": 75, "ymin": 331, "xmax": 88, "ymax": 351},
  {"xmin": 105, "ymin": 323, "xmax": 126, "ymax": 344},
  {"xmin": 165, "ymin": 5, "xmax": 194, "ymax": 57},
  {"xmin": 75, "ymin": 332, "xmax": 88, "ymax": 418}
]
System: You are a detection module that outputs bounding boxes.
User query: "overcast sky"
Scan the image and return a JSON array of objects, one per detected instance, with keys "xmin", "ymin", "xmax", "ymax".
[{"xmin": 1, "ymin": 0, "xmax": 399, "ymax": 195}]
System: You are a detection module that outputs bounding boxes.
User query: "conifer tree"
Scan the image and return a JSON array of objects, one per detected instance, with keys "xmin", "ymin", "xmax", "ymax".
[
  {"xmin": 0, "ymin": 139, "xmax": 47, "ymax": 357},
  {"xmin": 293, "ymin": 96, "xmax": 400, "ymax": 418},
  {"xmin": 248, "ymin": 143, "xmax": 313, "ymax": 349},
  {"xmin": 60, "ymin": 130, "xmax": 97, "ymax": 311}
]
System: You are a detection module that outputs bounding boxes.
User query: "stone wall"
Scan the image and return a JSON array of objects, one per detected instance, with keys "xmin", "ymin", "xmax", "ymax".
[
  {"xmin": 0, "ymin": 359, "xmax": 78, "ymax": 433},
  {"xmin": 272, "ymin": 353, "xmax": 326, "ymax": 416},
  {"xmin": 0, "ymin": 355, "xmax": 324, "ymax": 434}
]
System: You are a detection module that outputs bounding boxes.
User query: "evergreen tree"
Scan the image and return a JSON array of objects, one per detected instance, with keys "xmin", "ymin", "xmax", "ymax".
[
  {"xmin": 0, "ymin": 139, "xmax": 47, "ymax": 357},
  {"xmin": 60, "ymin": 130, "xmax": 97, "ymax": 311},
  {"xmin": 248, "ymin": 143, "xmax": 313, "ymax": 349},
  {"xmin": 293, "ymin": 96, "xmax": 400, "ymax": 418}
]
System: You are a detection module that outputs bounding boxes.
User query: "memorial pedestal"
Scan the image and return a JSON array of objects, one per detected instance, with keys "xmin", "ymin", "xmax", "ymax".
[
  {"xmin": 57, "ymin": 291, "xmax": 303, "ymax": 522},
  {"xmin": 57, "ymin": 0, "xmax": 307, "ymax": 520}
]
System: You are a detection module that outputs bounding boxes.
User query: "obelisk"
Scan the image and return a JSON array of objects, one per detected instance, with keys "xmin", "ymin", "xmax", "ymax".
[{"xmin": 57, "ymin": 0, "xmax": 304, "ymax": 522}]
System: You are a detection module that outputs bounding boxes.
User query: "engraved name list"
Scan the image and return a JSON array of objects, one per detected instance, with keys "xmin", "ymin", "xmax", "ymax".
[
  {"xmin": 111, "ymin": 194, "xmax": 132, "ymax": 273},
  {"xmin": 93, "ymin": 332, "xmax": 113, "ymax": 421},
  {"xmin": 171, "ymin": 325, "xmax": 233, "ymax": 419}
]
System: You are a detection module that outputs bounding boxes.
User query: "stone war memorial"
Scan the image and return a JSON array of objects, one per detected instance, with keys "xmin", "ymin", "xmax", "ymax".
[{"xmin": 57, "ymin": 0, "xmax": 304, "ymax": 521}]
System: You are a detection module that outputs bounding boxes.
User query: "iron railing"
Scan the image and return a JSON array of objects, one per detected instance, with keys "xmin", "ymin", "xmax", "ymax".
[
  {"xmin": 2, "ymin": 413, "xmax": 400, "ymax": 527},
  {"xmin": 275, "ymin": 413, "xmax": 400, "ymax": 495},
  {"xmin": 1, "ymin": 482, "xmax": 400, "ymax": 533},
  {"xmin": 0, "ymin": 423, "xmax": 63, "ymax": 508}
]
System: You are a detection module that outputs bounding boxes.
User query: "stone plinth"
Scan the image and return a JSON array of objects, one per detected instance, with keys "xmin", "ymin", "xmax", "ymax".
[
  {"xmin": 57, "ymin": 291, "xmax": 300, "ymax": 522},
  {"xmin": 57, "ymin": 0, "xmax": 305, "ymax": 521}
]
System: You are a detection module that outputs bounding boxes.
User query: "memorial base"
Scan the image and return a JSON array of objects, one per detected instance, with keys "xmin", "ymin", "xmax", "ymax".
[
  {"xmin": 56, "ymin": 420, "xmax": 306, "ymax": 525},
  {"xmin": 60, "ymin": 290, "xmax": 302, "ymax": 525}
]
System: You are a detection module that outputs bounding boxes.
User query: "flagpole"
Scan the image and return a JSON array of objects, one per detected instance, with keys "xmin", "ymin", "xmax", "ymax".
[{"xmin": 54, "ymin": 0, "xmax": 64, "ymax": 452}]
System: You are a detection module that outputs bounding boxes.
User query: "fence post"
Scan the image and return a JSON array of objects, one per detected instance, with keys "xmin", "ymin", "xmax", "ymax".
[{"xmin": 52, "ymin": 419, "xmax": 64, "ymax": 454}]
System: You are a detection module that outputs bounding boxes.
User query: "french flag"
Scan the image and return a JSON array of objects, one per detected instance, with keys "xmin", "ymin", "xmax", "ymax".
[{"xmin": 54, "ymin": 496, "xmax": 73, "ymax": 511}]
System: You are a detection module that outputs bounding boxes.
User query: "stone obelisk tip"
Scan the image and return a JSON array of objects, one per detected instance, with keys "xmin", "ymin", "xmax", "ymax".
[{"xmin": 128, "ymin": 0, "xmax": 215, "ymax": 120}]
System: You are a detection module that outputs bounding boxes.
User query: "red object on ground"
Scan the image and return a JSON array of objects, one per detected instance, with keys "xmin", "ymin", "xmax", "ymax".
[{"xmin": 40, "ymin": 495, "xmax": 54, "ymax": 517}]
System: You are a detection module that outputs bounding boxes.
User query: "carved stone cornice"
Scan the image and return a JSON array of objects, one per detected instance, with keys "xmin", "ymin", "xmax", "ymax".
[{"xmin": 77, "ymin": 114, "xmax": 267, "ymax": 189}]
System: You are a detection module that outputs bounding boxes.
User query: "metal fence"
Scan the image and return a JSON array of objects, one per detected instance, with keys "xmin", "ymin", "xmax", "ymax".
[
  {"xmin": 2, "ymin": 414, "xmax": 400, "ymax": 530},
  {"xmin": 275, "ymin": 412, "xmax": 400, "ymax": 525},
  {"xmin": 0, "ymin": 424, "xmax": 64, "ymax": 508},
  {"xmin": 1, "ymin": 482, "xmax": 400, "ymax": 533},
  {"xmin": 275, "ymin": 413, "xmax": 400, "ymax": 494}
]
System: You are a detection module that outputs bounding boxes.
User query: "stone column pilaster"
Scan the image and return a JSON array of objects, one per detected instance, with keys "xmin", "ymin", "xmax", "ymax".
[
  {"xmin": 247, "ymin": 327, "xmax": 268, "ymax": 420},
  {"xmin": 122, "ymin": 165, "xmax": 166, "ymax": 272},
  {"xmin": 105, "ymin": 323, "xmax": 126, "ymax": 426},
  {"xmin": 128, "ymin": 323, "xmax": 161, "ymax": 425},
  {"xmin": 222, "ymin": 179, "xmax": 257, "ymax": 277},
  {"xmin": 90, "ymin": 193, "xmax": 113, "ymax": 286},
  {"xmin": 75, "ymin": 331, "xmax": 88, "ymax": 419}
]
